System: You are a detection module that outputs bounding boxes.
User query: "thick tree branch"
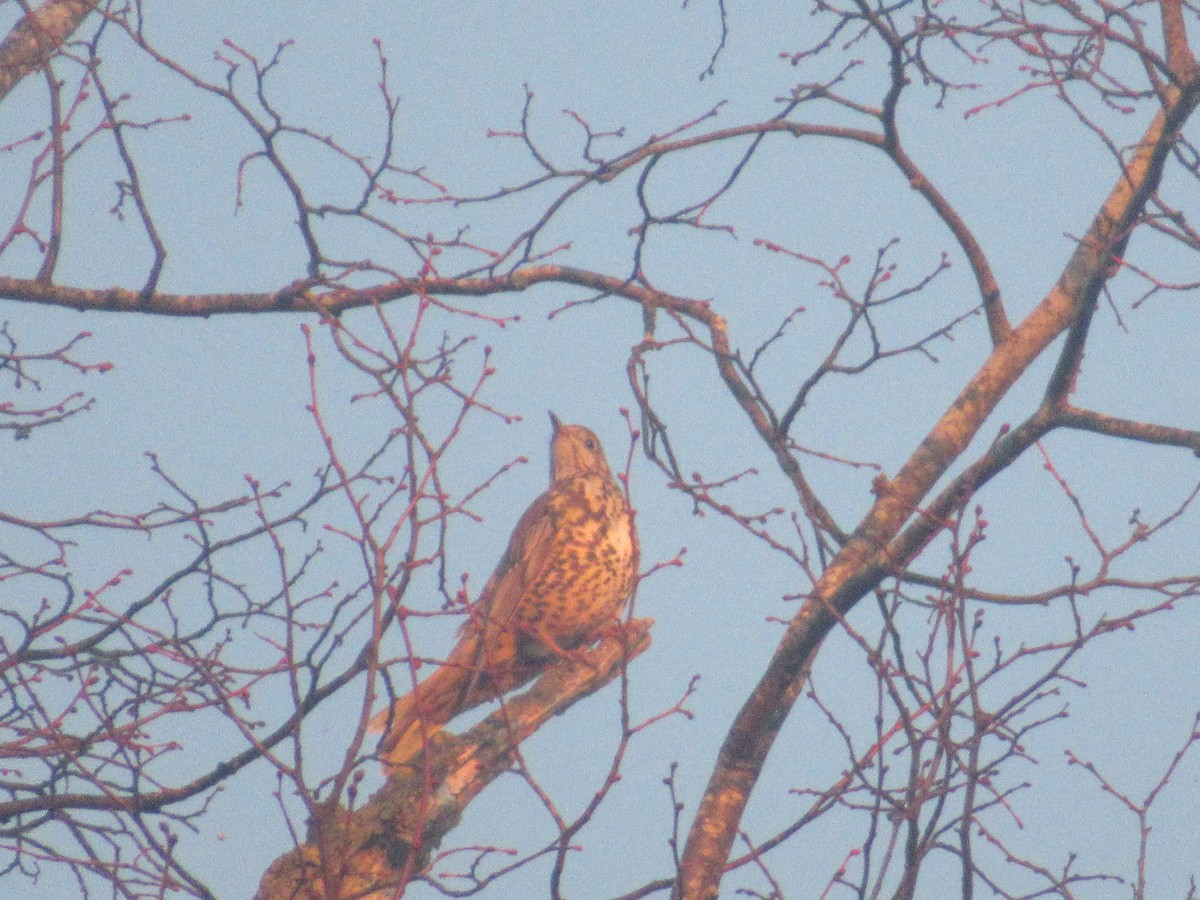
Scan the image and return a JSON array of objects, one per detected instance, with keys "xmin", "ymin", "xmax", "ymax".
[
  {"xmin": 254, "ymin": 621, "xmax": 651, "ymax": 899},
  {"xmin": 0, "ymin": 268, "xmax": 708, "ymax": 317},
  {"xmin": 672, "ymin": 78, "xmax": 1200, "ymax": 899},
  {"xmin": 1160, "ymin": 0, "xmax": 1197, "ymax": 84},
  {"xmin": 0, "ymin": 0, "xmax": 98, "ymax": 101}
]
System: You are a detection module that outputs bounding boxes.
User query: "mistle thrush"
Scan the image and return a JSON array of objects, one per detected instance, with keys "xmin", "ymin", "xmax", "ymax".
[{"xmin": 371, "ymin": 414, "xmax": 638, "ymax": 765}]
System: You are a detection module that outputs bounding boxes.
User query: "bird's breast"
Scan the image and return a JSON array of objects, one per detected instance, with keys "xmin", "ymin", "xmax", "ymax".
[{"xmin": 516, "ymin": 475, "xmax": 635, "ymax": 651}]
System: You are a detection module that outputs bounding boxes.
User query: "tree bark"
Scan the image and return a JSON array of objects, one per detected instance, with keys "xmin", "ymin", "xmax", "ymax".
[
  {"xmin": 0, "ymin": 0, "xmax": 98, "ymax": 101},
  {"xmin": 255, "ymin": 620, "xmax": 651, "ymax": 900}
]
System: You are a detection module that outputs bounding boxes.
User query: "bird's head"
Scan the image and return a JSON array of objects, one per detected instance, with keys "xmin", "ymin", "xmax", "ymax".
[{"xmin": 548, "ymin": 413, "xmax": 611, "ymax": 481}]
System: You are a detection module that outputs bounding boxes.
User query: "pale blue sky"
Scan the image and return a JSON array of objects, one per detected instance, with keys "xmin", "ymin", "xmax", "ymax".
[{"xmin": 2, "ymin": 3, "xmax": 1198, "ymax": 898}]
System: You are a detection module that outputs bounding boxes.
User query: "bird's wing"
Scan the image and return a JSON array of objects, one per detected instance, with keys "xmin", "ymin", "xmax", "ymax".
[
  {"xmin": 450, "ymin": 488, "xmax": 559, "ymax": 681},
  {"xmin": 478, "ymin": 489, "xmax": 559, "ymax": 630}
]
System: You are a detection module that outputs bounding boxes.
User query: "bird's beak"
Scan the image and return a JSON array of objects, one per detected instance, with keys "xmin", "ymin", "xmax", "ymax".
[{"xmin": 549, "ymin": 411, "xmax": 562, "ymax": 433}]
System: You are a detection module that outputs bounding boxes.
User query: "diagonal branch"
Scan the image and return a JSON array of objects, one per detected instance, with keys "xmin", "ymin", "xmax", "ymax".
[
  {"xmin": 0, "ymin": 0, "xmax": 98, "ymax": 101},
  {"xmin": 254, "ymin": 620, "xmax": 652, "ymax": 900},
  {"xmin": 671, "ymin": 76, "xmax": 1200, "ymax": 899}
]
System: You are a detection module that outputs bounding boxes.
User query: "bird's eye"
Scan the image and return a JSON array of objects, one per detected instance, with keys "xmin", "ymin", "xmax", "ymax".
[{"xmin": 585, "ymin": 439, "xmax": 597, "ymax": 450}]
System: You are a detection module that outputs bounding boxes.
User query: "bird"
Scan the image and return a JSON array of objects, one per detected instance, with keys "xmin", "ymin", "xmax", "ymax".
[{"xmin": 370, "ymin": 413, "xmax": 638, "ymax": 767}]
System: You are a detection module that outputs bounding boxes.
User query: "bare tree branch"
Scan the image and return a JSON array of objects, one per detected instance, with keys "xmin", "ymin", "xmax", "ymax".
[{"xmin": 0, "ymin": 0, "xmax": 97, "ymax": 101}]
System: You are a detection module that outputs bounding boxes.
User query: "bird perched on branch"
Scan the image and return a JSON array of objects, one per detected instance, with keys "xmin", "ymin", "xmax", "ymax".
[{"xmin": 371, "ymin": 413, "xmax": 638, "ymax": 767}]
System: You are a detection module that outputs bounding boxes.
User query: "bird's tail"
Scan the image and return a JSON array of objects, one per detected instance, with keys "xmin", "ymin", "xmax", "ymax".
[
  {"xmin": 369, "ymin": 639, "xmax": 482, "ymax": 767},
  {"xmin": 370, "ymin": 663, "xmax": 471, "ymax": 766}
]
